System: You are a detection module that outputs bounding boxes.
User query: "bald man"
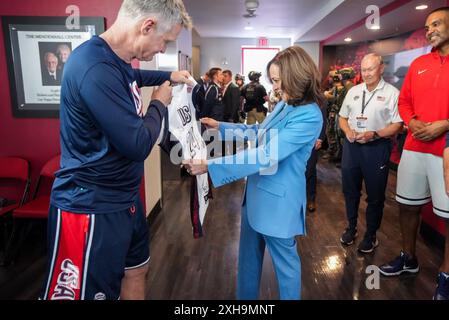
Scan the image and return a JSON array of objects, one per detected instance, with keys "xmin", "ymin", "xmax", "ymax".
[{"xmin": 338, "ymin": 53, "xmax": 402, "ymax": 253}]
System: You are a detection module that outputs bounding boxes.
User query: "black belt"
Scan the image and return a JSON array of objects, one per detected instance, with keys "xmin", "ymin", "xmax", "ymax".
[{"xmin": 355, "ymin": 137, "xmax": 390, "ymax": 145}]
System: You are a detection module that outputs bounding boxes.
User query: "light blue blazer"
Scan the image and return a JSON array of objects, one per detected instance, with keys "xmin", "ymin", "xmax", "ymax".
[{"xmin": 208, "ymin": 101, "xmax": 323, "ymax": 238}]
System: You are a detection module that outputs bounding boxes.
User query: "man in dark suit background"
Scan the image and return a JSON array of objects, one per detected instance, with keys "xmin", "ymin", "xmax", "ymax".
[
  {"xmin": 222, "ymin": 70, "xmax": 240, "ymax": 123},
  {"xmin": 194, "ymin": 71, "xmax": 209, "ymax": 117},
  {"xmin": 42, "ymin": 52, "xmax": 62, "ymax": 86},
  {"xmin": 221, "ymin": 70, "xmax": 241, "ymax": 155},
  {"xmin": 197, "ymin": 71, "xmax": 209, "ymax": 92}
]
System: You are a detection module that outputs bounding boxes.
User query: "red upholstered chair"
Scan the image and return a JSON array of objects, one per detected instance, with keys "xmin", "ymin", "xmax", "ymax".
[
  {"xmin": 12, "ymin": 154, "xmax": 60, "ymax": 219},
  {"xmin": 0, "ymin": 157, "xmax": 31, "ymax": 217},
  {"xmin": 0, "ymin": 157, "xmax": 31, "ymax": 260},
  {"xmin": 2, "ymin": 154, "xmax": 60, "ymax": 265}
]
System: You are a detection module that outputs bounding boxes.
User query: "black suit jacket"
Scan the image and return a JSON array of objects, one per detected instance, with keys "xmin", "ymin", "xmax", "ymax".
[
  {"xmin": 222, "ymin": 83, "xmax": 240, "ymax": 123},
  {"xmin": 42, "ymin": 69, "xmax": 62, "ymax": 86},
  {"xmin": 195, "ymin": 78, "xmax": 209, "ymax": 116}
]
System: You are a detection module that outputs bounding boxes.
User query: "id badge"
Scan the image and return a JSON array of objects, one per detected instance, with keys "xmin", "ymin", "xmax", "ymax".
[{"xmin": 356, "ymin": 116, "xmax": 368, "ymax": 130}]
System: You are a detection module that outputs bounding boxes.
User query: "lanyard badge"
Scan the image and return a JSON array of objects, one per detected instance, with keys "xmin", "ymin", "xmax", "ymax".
[
  {"xmin": 356, "ymin": 90, "xmax": 375, "ymax": 131},
  {"xmin": 356, "ymin": 116, "xmax": 368, "ymax": 130}
]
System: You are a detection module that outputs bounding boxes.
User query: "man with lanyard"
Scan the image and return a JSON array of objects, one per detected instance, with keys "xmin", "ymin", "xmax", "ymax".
[
  {"xmin": 379, "ymin": 7, "xmax": 449, "ymax": 300},
  {"xmin": 338, "ymin": 53, "xmax": 402, "ymax": 253}
]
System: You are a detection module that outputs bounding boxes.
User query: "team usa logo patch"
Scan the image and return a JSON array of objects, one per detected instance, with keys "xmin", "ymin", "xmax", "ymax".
[
  {"xmin": 51, "ymin": 259, "xmax": 80, "ymax": 300},
  {"xmin": 94, "ymin": 292, "xmax": 106, "ymax": 300},
  {"xmin": 130, "ymin": 81, "xmax": 143, "ymax": 117},
  {"xmin": 177, "ymin": 105, "xmax": 192, "ymax": 126}
]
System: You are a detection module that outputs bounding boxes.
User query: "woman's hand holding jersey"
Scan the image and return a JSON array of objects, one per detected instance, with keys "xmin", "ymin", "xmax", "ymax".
[
  {"xmin": 182, "ymin": 159, "xmax": 208, "ymax": 175},
  {"xmin": 200, "ymin": 117, "xmax": 219, "ymax": 130}
]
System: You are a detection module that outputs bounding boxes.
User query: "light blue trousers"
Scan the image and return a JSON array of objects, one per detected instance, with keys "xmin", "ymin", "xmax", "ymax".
[{"xmin": 237, "ymin": 206, "xmax": 301, "ymax": 300}]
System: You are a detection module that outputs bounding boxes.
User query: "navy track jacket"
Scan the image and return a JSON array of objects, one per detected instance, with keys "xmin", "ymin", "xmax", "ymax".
[{"xmin": 51, "ymin": 36, "xmax": 171, "ymax": 214}]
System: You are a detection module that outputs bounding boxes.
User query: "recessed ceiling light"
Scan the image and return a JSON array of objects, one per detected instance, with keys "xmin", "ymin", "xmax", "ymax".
[
  {"xmin": 344, "ymin": 37, "xmax": 352, "ymax": 42},
  {"xmin": 416, "ymin": 4, "xmax": 428, "ymax": 10},
  {"xmin": 244, "ymin": 26, "xmax": 253, "ymax": 31}
]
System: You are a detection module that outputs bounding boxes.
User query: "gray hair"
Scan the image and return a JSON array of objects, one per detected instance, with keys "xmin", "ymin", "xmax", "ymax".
[
  {"xmin": 56, "ymin": 44, "xmax": 71, "ymax": 53},
  {"xmin": 118, "ymin": 0, "xmax": 192, "ymax": 33},
  {"xmin": 362, "ymin": 53, "xmax": 384, "ymax": 66},
  {"xmin": 44, "ymin": 52, "xmax": 57, "ymax": 61}
]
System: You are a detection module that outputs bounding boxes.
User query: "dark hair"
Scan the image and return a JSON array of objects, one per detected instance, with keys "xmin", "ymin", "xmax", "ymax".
[
  {"xmin": 266, "ymin": 46, "xmax": 325, "ymax": 107},
  {"xmin": 248, "ymin": 71, "xmax": 261, "ymax": 82},
  {"xmin": 222, "ymin": 70, "xmax": 232, "ymax": 77},
  {"xmin": 235, "ymin": 73, "xmax": 244, "ymax": 81},
  {"xmin": 429, "ymin": 6, "xmax": 449, "ymax": 16},
  {"xmin": 207, "ymin": 67, "xmax": 222, "ymax": 81}
]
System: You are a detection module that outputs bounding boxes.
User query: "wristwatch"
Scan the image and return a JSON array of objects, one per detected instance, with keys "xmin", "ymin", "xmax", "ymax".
[{"xmin": 373, "ymin": 131, "xmax": 380, "ymax": 140}]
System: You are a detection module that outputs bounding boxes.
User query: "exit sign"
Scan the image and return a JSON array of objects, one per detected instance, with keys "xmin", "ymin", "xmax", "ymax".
[{"xmin": 258, "ymin": 37, "xmax": 268, "ymax": 47}]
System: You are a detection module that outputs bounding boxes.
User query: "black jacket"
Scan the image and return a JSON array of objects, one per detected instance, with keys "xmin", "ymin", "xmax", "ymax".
[
  {"xmin": 202, "ymin": 82, "xmax": 224, "ymax": 121},
  {"xmin": 241, "ymin": 81, "xmax": 267, "ymax": 112},
  {"xmin": 222, "ymin": 83, "xmax": 241, "ymax": 123},
  {"xmin": 42, "ymin": 69, "xmax": 62, "ymax": 86}
]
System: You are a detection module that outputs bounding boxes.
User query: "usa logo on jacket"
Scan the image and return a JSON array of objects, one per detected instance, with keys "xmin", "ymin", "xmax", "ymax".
[{"xmin": 130, "ymin": 81, "xmax": 143, "ymax": 117}]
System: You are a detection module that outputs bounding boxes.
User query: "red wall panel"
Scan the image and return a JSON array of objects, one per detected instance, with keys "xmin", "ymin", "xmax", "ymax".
[{"xmin": 0, "ymin": 1, "xmax": 121, "ymax": 191}]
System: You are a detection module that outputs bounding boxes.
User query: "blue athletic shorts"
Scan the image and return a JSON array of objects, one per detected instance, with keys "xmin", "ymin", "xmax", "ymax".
[{"xmin": 41, "ymin": 199, "xmax": 149, "ymax": 300}]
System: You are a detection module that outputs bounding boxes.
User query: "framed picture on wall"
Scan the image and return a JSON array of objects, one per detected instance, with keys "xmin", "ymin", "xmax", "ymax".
[
  {"xmin": 178, "ymin": 51, "xmax": 191, "ymax": 73},
  {"xmin": 1, "ymin": 16, "xmax": 105, "ymax": 118}
]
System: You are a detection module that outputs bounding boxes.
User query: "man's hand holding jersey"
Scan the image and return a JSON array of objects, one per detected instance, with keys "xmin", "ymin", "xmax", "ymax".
[{"xmin": 171, "ymin": 70, "xmax": 195, "ymax": 86}]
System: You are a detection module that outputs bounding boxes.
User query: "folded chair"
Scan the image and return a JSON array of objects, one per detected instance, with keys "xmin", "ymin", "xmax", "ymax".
[{"xmin": 2, "ymin": 154, "xmax": 60, "ymax": 265}]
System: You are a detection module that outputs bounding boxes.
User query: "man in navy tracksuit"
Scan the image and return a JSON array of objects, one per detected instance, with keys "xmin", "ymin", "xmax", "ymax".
[{"xmin": 41, "ymin": 0, "xmax": 193, "ymax": 300}]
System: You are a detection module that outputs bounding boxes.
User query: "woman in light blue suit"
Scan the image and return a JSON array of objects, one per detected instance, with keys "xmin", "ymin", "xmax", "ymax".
[{"xmin": 184, "ymin": 46, "xmax": 324, "ymax": 300}]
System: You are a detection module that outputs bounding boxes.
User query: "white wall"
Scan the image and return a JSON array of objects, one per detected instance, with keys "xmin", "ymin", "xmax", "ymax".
[
  {"xmin": 192, "ymin": 28, "xmax": 201, "ymax": 47},
  {"xmin": 140, "ymin": 60, "xmax": 162, "ymax": 216},
  {"xmin": 158, "ymin": 41, "xmax": 179, "ymax": 71},
  {"xmin": 294, "ymin": 41, "xmax": 320, "ymax": 67},
  {"xmin": 158, "ymin": 28, "xmax": 193, "ymax": 72},
  {"xmin": 177, "ymin": 28, "xmax": 192, "ymax": 57},
  {"xmin": 198, "ymin": 37, "xmax": 291, "ymax": 77}
]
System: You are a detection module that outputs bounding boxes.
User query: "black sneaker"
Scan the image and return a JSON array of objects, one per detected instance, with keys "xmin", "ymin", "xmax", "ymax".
[
  {"xmin": 379, "ymin": 251, "xmax": 419, "ymax": 276},
  {"xmin": 340, "ymin": 227, "xmax": 357, "ymax": 245},
  {"xmin": 357, "ymin": 234, "xmax": 379, "ymax": 253},
  {"xmin": 433, "ymin": 272, "xmax": 449, "ymax": 300}
]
